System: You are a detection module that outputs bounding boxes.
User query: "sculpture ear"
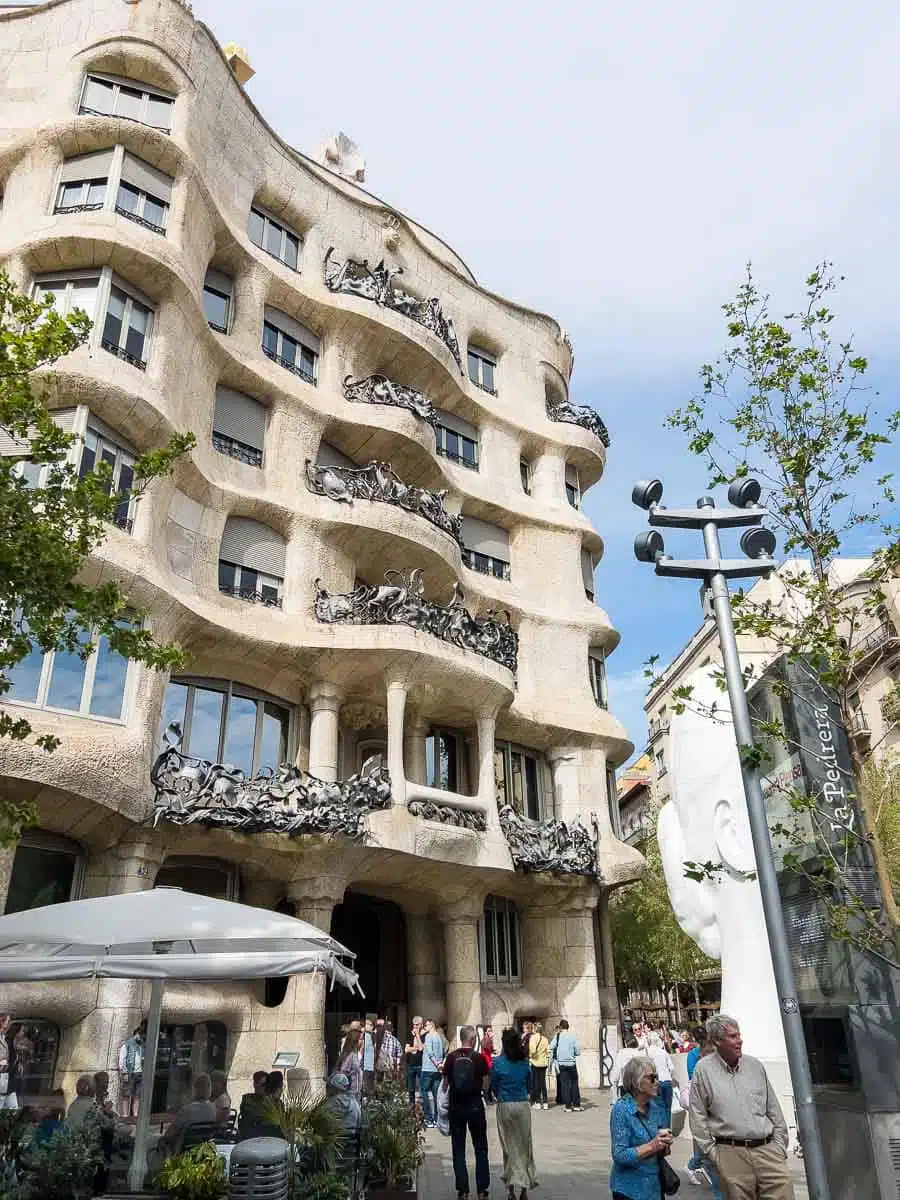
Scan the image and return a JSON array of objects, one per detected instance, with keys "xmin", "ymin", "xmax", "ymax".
[
  {"xmin": 657, "ymin": 802, "xmax": 722, "ymax": 959},
  {"xmin": 713, "ymin": 796, "xmax": 756, "ymax": 875}
]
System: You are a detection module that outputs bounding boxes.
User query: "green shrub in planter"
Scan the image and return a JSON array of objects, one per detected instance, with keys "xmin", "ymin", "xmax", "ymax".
[
  {"xmin": 156, "ymin": 1141, "xmax": 226, "ymax": 1200},
  {"xmin": 361, "ymin": 1079, "xmax": 423, "ymax": 1193},
  {"xmin": 294, "ymin": 1170, "xmax": 351, "ymax": 1200},
  {"xmin": 8, "ymin": 1125, "xmax": 104, "ymax": 1200}
]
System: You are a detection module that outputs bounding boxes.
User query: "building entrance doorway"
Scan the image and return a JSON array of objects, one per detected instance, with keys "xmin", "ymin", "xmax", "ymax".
[{"xmin": 326, "ymin": 892, "xmax": 407, "ymax": 1068}]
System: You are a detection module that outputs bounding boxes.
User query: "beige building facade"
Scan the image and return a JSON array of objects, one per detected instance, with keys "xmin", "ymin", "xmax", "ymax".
[{"xmin": 0, "ymin": 0, "xmax": 642, "ymax": 1107}]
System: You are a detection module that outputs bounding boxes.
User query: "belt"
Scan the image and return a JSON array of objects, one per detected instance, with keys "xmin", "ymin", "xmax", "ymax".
[{"xmin": 715, "ymin": 1134, "xmax": 774, "ymax": 1148}]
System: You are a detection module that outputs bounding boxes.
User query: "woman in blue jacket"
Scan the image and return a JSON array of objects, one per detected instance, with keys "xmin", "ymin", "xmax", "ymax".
[{"xmin": 609, "ymin": 1055, "xmax": 674, "ymax": 1200}]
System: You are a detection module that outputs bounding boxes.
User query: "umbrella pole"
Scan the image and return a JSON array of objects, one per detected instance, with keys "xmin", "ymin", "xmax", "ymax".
[{"xmin": 127, "ymin": 978, "xmax": 165, "ymax": 1192}]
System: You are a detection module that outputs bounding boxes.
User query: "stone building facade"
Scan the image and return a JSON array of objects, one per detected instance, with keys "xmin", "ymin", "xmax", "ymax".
[{"xmin": 0, "ymin": 0, "xmax": 642, "ymax": 1107}]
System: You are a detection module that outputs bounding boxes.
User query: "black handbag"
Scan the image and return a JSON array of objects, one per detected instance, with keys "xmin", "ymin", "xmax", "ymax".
[{"xmin": 659, "ymin": 1156, "xmax": 681, "ymax": 1195}]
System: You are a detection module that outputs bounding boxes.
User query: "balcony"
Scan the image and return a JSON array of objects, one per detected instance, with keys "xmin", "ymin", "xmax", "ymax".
[
  {"xmin": 854, "ymin": 622, "xmax": 899, "ymax": 662},
  {"xmin": 54, "ymin": 202, "xmax": 105, "ymax": 215},
  {"xmin": 115, "ymin": 204, "xmax": 166, "ymax": 235},
  {"xmin": 263, "ymin": 346, "xmax": 316, "ymax": 385},
  {"xmin": 462, "ymin": 549, "xmax": 510, "ymax": 581},
  {"xmin": 648, "ymin": 720, "xmax": 670, "ymax": 743},
  {"xmin": 218, "ymin": 582, "xmax": 283, "ymax": 608},
  {"xmin": 102, "ymin": 339, "xmax": 146, "ymax": 370},
  {"xmin": 213, "ymin": 432, "xmax": 263, "ymax": 468}
]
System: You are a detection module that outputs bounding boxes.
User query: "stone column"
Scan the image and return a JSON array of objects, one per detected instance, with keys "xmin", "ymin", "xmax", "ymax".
[
  {"xmin": 547, "ymin": 747, "xmax": 581, "ymax": 822},
  {"xmin": 406, "ymin": 909, "xmax": 445, "ymax": 1023},
  {"xmin": 476, "ymin": 708, "xmax": 499, "ymax": 829},
  {"xmin": 441, "ymin": 896, "xmax": 484, "ymax": 1040},
  {"xmin": 308, "ymin": 682, "xmax": 342, "ymax": 781},
  {"xmin": 522, "ymin": 889, "xmax": 602, "ymax": 1087},
  {"xmin": 385, "ymin": 677, "xmax": 408, "ymax": 807},
  {"xmin": 531, "ymin": 447, "xmax": 566, "ymax": 507},
  {"xmin": 405, "ymin": 714, "xmax": 428, "ymax": 786},
  {"xmin": 254, "ymin": 875, "xmax": 347, "ymax": 1096},
  {"xmin": 0, "ymin": 845, "xmax": 16, "ymax": 913}
]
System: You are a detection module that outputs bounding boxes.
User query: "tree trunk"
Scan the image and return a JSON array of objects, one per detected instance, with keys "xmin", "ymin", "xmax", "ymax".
[
  {"xmin": 692, "ymin": 980, "xmax": 701, "ymax": 1024},
  {"xmin": 662, "ymin": 981, "xmax": 672, "ymax": 1026},
  {"xmin": 674, "ymin": 983, "xmax": 682, "ymax": 1025}
]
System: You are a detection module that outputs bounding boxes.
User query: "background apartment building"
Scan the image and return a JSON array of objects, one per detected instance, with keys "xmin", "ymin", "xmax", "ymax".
[{"xmin": 0, "ymin": 0, "xmax": 643, "ymax": 1106}]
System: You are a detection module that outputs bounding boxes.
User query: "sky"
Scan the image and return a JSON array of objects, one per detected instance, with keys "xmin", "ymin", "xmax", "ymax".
[{"xmin": 192, "ymin": 0, "xmax": 900, "ymax": 760}]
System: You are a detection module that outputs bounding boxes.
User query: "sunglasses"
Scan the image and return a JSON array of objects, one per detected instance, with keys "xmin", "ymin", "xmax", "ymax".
[{"xmin": 646, "ymin": 1073, "xmax": 659, "ymax": 1082}]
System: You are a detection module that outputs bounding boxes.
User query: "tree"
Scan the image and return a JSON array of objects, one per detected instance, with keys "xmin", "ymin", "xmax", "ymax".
[
  {"xmin": 610, "ymin": 828, "xmax": 716, "ymax": 1018},
  {"xmin": 0, "ymin": 271, "xmax": 194, "ymax": 844},
  {"xmin": 664, "ymin": 262, "xmax": 900, "ymax": 958}
]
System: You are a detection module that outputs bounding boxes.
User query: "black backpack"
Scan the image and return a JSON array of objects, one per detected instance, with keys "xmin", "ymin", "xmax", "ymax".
[{"xmin": 451, "ymin": 1051, "xmax": 479, "ymax": 1099}]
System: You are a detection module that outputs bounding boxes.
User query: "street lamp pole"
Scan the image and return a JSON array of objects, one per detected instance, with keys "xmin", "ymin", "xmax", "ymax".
[{"xmin": 633, "ymin": 481, "xmax": 831, "ymax": 1200}]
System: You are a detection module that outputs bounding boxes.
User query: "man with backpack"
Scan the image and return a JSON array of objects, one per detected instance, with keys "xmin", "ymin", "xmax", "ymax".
[{"xmin": 442, "ymin": 1024, "xmax": 490, "ymax": 1200}]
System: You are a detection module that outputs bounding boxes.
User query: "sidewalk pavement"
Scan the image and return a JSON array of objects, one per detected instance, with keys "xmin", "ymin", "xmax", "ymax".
[{"xmin": 418, "ymin": 1090, "xmax": 809, "ymax": 1200}]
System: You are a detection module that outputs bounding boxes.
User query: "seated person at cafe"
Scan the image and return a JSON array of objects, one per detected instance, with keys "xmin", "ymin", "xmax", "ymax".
[
  {"xmin": 237, "ymin": 1070, "xmax": 282, "ymax": 1140},
  {"xmin": 325, "ymin": 1072, "xmax": 361, "ymax": 1137},
  {"xmin": 34, "ymin": 1089, "xmax": 66, "ymax": 1145},
  {"xmin": 66, "ymin": 1074, "xmax": 97, "ymax": 1129},
  {"xmin": 147, "ymin": 1073, "xmax": 217, "ymax": 1170},
  {"xmin": 211, "ymin": 1070, "xmax": 232, "ymax": 1124}
]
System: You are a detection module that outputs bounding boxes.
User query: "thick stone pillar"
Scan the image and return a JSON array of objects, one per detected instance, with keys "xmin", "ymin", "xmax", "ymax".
[
  {"xmin": 406, "ymin": 910, "xmax": 445, "ymax": 1023},
  {"xmin": 385, "ymin": 677, "xmax": 408, "ymax": 807},
  {"xmin": 547, "ymin": 747, "xmax": 581, "ymax": 823},
  {"xmin": 268, "ymin": 875, "xmax": 347, "ymax": 1094},
  {"xmin": 308, "ymin": 683, "xmax": 342, "ymax": 781},
  {"xmin": 476, "ymin": 708, "xmax": 499, "ymax": 829},
  {"xmin": 441, "ymin": 896, "xmax": 484, "ymax": 1041},
  {"xmin": 522, "ymin": 889, "xmax": 602, "ymax": 1087},
  {"xmin": 531, "ymin": 447, "xmax": 566, "ymax": 507},
  {"xmin": 0, "ymin": 845, "xmax": 16, "ymax": 913},
  {"xmin": 405, "ymin": 715, "xmax": 428, "ymax": 786}
]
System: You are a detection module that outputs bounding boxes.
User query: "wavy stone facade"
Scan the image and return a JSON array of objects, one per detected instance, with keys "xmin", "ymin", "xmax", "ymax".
[{"xmin": 0, "ymin": 0, "xmax": 641, "ymax": 1103}]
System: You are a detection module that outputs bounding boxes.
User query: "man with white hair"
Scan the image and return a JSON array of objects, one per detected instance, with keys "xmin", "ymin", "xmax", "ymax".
[{"xmin": 689, "ymin": 1014, "xmax": 794, "ymax": 1199}]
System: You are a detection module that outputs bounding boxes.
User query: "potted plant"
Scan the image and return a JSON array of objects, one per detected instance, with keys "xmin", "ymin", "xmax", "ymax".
[
  {"xmin": 8, "ymin": 1125, "xmax": 104, "ymax": 1200},
  {"xmin": 155, "ymin": 1141, "xmax": 226, "ymax": 1200},
  {"xmin": 261, "ymin": 1080, "xmax": 344, "ymax": 1190},
  {"xmin": 362, "ymin": 1080, "xmax": 423, "ymax": 1198},
  {"xmin": 295, "ymin": 1171, "xmax": 351, "ymax": 1200}
]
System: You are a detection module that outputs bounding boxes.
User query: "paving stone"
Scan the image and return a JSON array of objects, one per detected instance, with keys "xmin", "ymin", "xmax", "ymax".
[{"xmin": 419, "ymin": 1090, "xmax": 810, "ymax": 1200}]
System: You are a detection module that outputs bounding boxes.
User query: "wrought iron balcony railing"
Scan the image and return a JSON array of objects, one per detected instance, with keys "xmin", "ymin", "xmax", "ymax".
[
  {"xmin": 212, "ymin": 432, "xmax": 263, "ymax": 468},
  {"xmin": 101, "ymin": 339, "xmax": 146, "ymax": 370}
]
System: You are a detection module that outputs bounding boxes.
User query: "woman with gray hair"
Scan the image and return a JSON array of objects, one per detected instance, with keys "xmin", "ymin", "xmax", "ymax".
[{"xmin": 609, "ymin": 1055, "xmax": 674, "ymax": 1200}]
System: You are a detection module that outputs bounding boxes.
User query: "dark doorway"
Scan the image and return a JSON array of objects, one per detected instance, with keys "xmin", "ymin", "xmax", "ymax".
[{"xmin": 326, "ymin": 892, "xmax": 407, "ymax": 1067}]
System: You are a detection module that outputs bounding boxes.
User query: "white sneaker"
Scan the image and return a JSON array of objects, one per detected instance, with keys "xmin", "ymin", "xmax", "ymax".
[
  {"xmin": 542, "ymin": 1104, "xmax": 549, "ymax": 1110},
  {"xmin": 687, "ymin": 1167, "xmax": 711, "ymax": 1186},
  {"xmin": 531, "ymin": 1103, "xmax": 539, "ymax": 1109}
]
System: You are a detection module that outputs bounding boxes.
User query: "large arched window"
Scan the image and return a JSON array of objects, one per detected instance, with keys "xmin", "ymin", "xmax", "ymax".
[
  {"xmin": 154, "ymin": 856, "xmax": 237, "ymax": 900},
  {"xmin": 5, "ymin": 831, "xmax": 84, "ymax": 914},
  {"xmin": 161, "ymin": 677, "xmax": 292, "ymax": 776},
  {"xmin": 479, "ymin": 895, "xmax": 521, "ymax": 984}
]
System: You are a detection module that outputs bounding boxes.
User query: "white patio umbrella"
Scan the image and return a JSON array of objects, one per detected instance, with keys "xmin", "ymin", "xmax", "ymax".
[{"xmin": 0, "ymin": 887, "xmax": 361, "ymax": 1190}]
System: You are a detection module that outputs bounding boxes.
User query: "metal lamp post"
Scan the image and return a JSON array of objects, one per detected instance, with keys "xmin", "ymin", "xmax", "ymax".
[{"xmin": 633, "ymin": 477, "xmax": 831, "ymax": 1200}]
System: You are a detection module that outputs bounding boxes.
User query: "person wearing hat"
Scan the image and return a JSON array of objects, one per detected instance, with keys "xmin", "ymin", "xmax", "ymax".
[{"xmin": 326, "ymin": 1071, "xmax": 361, "ymax": 1136}]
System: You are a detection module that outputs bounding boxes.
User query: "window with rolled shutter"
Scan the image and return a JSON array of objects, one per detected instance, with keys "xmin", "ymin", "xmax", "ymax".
[
  {"xmin": 212, "ymin": 387, "xmax": 267, "ymax": 468},
  {"xmin": 565, "ymin": 463, "xmax": 580, "ymax": 508},
  {"xmin": 581, "ymin": 549, "xmax": 596, "ymax": 600},
  {"xmin": 55, "ymin": 149, "xmax": 114, "ymax": 213},
  {"xmin": 316, "ymin": 442, "xmax": 355, "ymax": 470},
  {"xmin": 589, "ymin": 648, "xmax": 608, "ymax": 708},
  {"xmin": 116, "ymin": 153, "xmax": 172, "ymax": 234},
  {"xmin": 2, "ymin": 408, "xmax": 78, "ymax": 487},
  {"xmin": 218, "ymin": 516, "xmax": 285, "ymax": 607},
  {"xmin": 203, "ymin": 269, "xmax": 233, "ymax": 333},
  {"xmin": 262, "ymin": 306, "xmax": 319, "ymax": 384},
  {"xmin": 434, "ymin": 408, "xmax": 479, "ymax": 470},
  {"xmin": 460, "ymin": 515, "xmax": 510, "ymax": 580}
]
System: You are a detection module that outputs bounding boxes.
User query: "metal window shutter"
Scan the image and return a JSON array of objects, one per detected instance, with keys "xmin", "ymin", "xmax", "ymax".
[
  {"xmin": 0, "ymin": 408, "xmax": 76, "ymax": 455},
  {"xmin": 213, "ymin": 386, "xmax": 267, "ymax": 451},
  {"xmin": 263, "ymin": 306, "xmax": 320, "ymax": 354},
  {"xmin": 51, "ymin": 408, "xmax": 77, "ymax": 434},
  {"xmin": 581, "ymin": 549, "xmax": 595, "ymax": 591},
  {"xmin": 85, "ymin": 414, "xmax": 135, "ymax": 454},
  {"xmin": 434, "ymin": 408, "xmax": 478, "ymax": 441},
  {"xmin": 460, "ymin": 515, "xmax": 509, "ymax": 559},
  {"xmin": 317, "ymin": 441, "xmax": 355, "ymax": 469},
  {"xmin": 60, "ymin": 149, "xmax": 115, "ymax": 183},
  {"xmin": 204, "ymin": 268, "xmax": 233, "ymax": 298},
  {"xmin": 220, "ymin": 516, "xmax": 285, "ymax": 576},
  {"xmin": 469, "ymin": 344, "xmax": 496, "ymax": 365},
  {"xmin": 565, "ymin": 464, "xmax": 579, "ymax": 487},
  {"xmin": 120, "ymin": 153, "xmax": 173, "ymax": 201}
]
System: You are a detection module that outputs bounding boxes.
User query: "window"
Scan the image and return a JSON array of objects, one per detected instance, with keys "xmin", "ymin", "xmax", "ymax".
[
  {"xmin": 78, "ymin": 417, "xmax": 137, "ymax": 531},
  {"xmin": 607, "ymin": 765, "xmax": 623, "ymax": 840},
  {"xmin": 655, "ymin": 748, "xmax": 666, "ymax": 778},
  {"xmin": 79, "ymin": 73, "xmax": 174, "ymax": 133},
  {"xmin": 480, "ymin": 895, "xmax": 521, "ymax": 983},
  {"xmin": 212, "ymin": 385, "xmax": 266, "ymax": 467},
  {"xmin": 434, "ymin": 410, "xmax": 479, "ymax": 470},
  {"xmin": 426, "ymin": 728, "xmax": 462, "ymax": 792},
  {"xmin": 2, "ymin": 408, "xmax": 77, "ymax": 489},
  {"xmin": 148, "ymin": 1021, "xmax": 227, "ymax": 1115},
  {"xmin": 519, "ymin": 459, "xmax": 532, "ymax": 494},
  {"xmin": 54, "ymin": 149, "xmax": 113, "ymax": 214},
  {"xmin": 102, "ymin": 283, "xmax": 152, "ymax": 368},
  {"xmin": 155, "ymin": 856, "xmax": 237, "ymax": 900},
  {"xmin": 460, "ymin": 515, "xmax": 511, "ymax": 581},
  {"xmin": 5, "ymin": 617, "xmax": 133, "ymax": 720},
  {"xmin": 565, "ymin": 464, "xmax": 580, "ymax": 509},
  {"xmin": 218, "ymin": 516, "xmax": 285, "ymax": 606},
  {"xmin": 589, "ymin": 648, "xmax": 608, "ymax": 709},
  {"xmin": 203, "ymin": 269, "xmax": 233, "ymax": 334},
  {"xmin": 467, "ymin": 345, "xmax": 496, "ymax": 395},
  {"xmin": 262, "ymin": 307, "xmax": 319, "ymax": 384},
  {"xmin": 115, "ymin": 154, "xmax": 172, "ymax": 234},
  {"xmin": 581, "ymin": 549, "xmax": 595, "ymax": 601},
  {"xmin": 494, "ymin": 742, "xmax": 543, "ymax": 820},
  {"xmin": 33, "ymin": 271, "xmax": 100, "ymax": 324},
  {"xmin": 248, "ymin": 206, "xmax": 300, "ymax": 271},
  {"xmin": 5, "ymin": 831, "xmax": 84, "ymax": 914},
  {"xmin": 161, "ymin": 678, "xmax": 292, "ymax": 777},
  {"xmin": 7, "ymin": 1020, "xmax": 60, "ymax": 1102}
]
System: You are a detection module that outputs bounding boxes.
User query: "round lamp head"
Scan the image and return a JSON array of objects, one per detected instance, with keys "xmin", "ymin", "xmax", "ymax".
[
  {"xmin": 728, "ymin": 477, "xmax": 762, "ymax": 508},
  {"xmin": 740, "ymin": 526, "xmax": 777, "ymax": 559},
  {"xmin": 634, "ymin": 530, "xmax": 665, "ymax": 563},
  {"xmin": 632, "ymin": 479, "xmax": 664, "ymax": 510}
]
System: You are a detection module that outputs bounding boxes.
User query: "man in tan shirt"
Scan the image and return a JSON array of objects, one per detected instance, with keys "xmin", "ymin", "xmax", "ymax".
[{"xmin": 689, "ymin": 1014, "xmax": 794, "ymax": 1200}]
